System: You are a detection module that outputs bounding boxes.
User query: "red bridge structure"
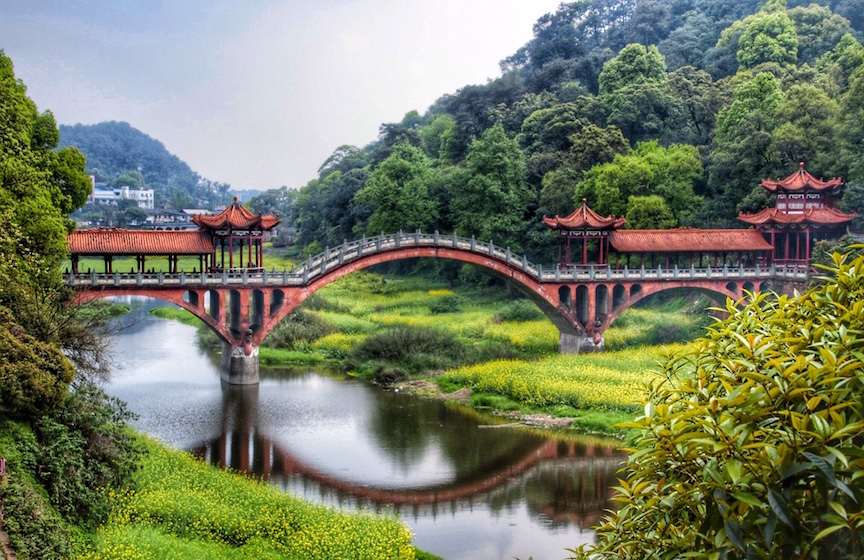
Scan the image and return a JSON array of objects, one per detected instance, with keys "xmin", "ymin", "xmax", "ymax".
[{"xmin": 65, "ymin": 165, "xmax": 853, "ymax": 385}]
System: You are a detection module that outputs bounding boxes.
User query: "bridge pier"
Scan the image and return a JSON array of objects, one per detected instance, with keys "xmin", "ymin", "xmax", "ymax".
[
  {"xmin": 221, "ymin": 328, "xmax": 259, "ymax": 385},
  {"xmin": 559, "ymin": 333, "xmax": 604, "ymax": 354}
]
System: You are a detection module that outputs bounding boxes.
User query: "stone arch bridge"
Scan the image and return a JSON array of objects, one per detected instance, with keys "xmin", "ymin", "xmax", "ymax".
[{"xmin": 66, "ymin": 231, "xmax": 808, "ymax": 384}]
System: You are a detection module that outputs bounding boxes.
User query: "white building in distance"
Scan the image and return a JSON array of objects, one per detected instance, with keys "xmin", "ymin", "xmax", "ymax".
[{"xmin": 89, "ymin": 185, "xmax": 155, "ymax": 209}]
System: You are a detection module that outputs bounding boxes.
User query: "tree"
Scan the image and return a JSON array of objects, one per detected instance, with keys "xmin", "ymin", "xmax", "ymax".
[
  {"xmin": 449, "ymin": 124, "xmax": 530, "ymax": 248},
  {"xmin": 770, "ymin": 83, "xmax": 841, "ymax": 174},
  {"xmin": 838, "ymin": 64, "xmax": 864, "ymax": 180},
  {"xmin": 574, "ymin": 251, "xmax": 864, "ymax": 559},
  {"xmin": 816, "ymin": 33, "xmax": 864, "ymax": 95},
  {"xmin": 789, "ymin": 3, "xmax": 852, "ymax": 65},
  {"xmin": 598, "ymin": 43, "xmax": 667, "ymax": 95},
  {"xmin": 667, "ymin": 65, "xmax": 728, "ymax": 146},
  {"xmin": 736, "ymin": 1, "xmax": 799, "ymax": 69},
  {"xmin": 625, "ymin": 194, "xmax": 676, "ymax": 229},
  {"xmin": 354, "ymin": 143, "xmax": 438, "ymax": 235},
  {"xmin": 705, "ymin": 72, "xmax": 785, "ymax": 225},
  {"xmin": 575, "ymin": 141, "xmax": 703, "ymax": 226},
  {"xmin": 598, "ymin": 44, "xmax": 679, "ymax": 143},
  {"xmin": 246, "ymin": 186, "xmax": 298, "ymax": 222}
]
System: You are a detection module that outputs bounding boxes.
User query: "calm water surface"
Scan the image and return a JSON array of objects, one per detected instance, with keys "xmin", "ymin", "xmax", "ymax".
[{"xmin": 105, "ymin": 298, "xmax": 624, "ymax": 560}]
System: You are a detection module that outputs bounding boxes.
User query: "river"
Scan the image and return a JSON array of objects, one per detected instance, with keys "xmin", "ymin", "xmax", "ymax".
[{"xmin": 104, "ymin": 297, "xmax": 624, "ymax": 560}]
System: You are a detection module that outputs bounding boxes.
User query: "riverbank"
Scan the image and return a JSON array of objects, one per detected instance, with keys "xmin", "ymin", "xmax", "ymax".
[
  {"xmin": 79, "ymin": 436, "xmax": 426, "ymax": 560},
  {"xmin": 148, "ymin": 269, "xmax": 709, "ymax": 436},
  {"xmin": 0, "ymin": 417, "xmax": 432, "ymax": 559}
]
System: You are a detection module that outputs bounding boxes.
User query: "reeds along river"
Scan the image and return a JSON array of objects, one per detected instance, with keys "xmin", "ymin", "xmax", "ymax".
[{"xmin": 105, "ymin": 297, "xmax": 624, "ymax": 560}]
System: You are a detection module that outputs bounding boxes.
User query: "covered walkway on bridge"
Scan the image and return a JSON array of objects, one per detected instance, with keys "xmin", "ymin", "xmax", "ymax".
[{"xmin": 66, "ymin": 197, "xmax": 280, "ymax": 274}]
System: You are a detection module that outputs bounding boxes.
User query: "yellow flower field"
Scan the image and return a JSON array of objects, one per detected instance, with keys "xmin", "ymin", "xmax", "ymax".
[
  {"xmin": 79, "ymin": 438, "xmax": 417, "ymax": 559},
  {"xmin": 443, "ymin": 345, "xmax": 684, "ymax": 411}
]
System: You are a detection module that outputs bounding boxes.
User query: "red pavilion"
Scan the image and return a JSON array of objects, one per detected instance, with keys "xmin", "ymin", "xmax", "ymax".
[{"xmin": 739, "ymin": 162, "xmax": 854, "ymax": 264}]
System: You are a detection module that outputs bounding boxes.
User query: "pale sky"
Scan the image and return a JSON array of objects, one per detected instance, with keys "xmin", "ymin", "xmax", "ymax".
[{"xmin": 1, "ymin": 1, "xmax": 563, "ymax": 191}]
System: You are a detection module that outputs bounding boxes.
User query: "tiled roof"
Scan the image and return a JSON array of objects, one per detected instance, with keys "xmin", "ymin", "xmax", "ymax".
[
  {"xmin": 761, "ymin": 162, "xmax": 843, "ymax": 193},
  {"xmin": 542, "ymin": 199, "xmax": 626, "ymax": 230},
  {"xmin": 609, "ymin": 229, "xmax": 773, "ymax": 253},
  {"xmin": 67, "ymin": 229, "xmax": 214, "ymax": 256},
  {"xmin": 739, "ymin": 206, "xmax": 855, "ymax": 226},
  {"xmin": 192, "ymin": 197, "xmax": 280, "ymax": 231}
]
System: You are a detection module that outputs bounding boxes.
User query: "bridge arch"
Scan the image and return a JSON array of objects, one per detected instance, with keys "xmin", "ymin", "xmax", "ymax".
[
  {"xmin": 259, "ymin": 246, "xmax": 569, "ymax": 346},
  {"xmin": 74, "ymin": 288, "xmax": 236, "ymax": 343}
]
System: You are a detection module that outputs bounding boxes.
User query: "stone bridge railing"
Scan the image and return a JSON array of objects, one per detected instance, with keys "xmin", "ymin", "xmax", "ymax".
[{"xmin": 64, "ymin": 230, "xmax": 810, "ymax": 288}]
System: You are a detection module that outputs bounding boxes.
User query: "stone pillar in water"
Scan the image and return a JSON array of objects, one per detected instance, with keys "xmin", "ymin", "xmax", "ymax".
[
  {"xmin": 559, "ymin": 332, "xmax": 604, "ymax": 354},
  {"xmin": 221, "ymin": 328, "xmax": 259, "ymax": 385}
]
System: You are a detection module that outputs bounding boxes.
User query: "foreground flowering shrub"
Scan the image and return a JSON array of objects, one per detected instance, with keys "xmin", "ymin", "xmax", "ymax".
[{"xmin": 573, "ymin": 252, "xmax": 864, "ymax": 559}]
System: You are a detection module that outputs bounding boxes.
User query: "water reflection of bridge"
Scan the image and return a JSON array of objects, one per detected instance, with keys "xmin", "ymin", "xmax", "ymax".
[{"xmin": 188, "ymin": 382, "xmax": 624, "ymax": 528}]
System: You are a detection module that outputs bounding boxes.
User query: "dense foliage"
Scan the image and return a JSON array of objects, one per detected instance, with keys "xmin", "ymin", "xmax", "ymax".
[
  {"xmin": 0, "ymin": 50, "xmax": 143, "ymax": 558},
  {"xmin": 574, "ymin": 251, "xmax": 864, "ymax": 559},
  {"xmin": 254, "ymin": 0, "xmax": 864, "ymax": 262}
]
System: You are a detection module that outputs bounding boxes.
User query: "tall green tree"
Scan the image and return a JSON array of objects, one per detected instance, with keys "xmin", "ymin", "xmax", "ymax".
[
  {"xmin": 598, "ymin": 44, "xmax": 679, "ymax": 143},
  {"xmin": 449, "ymin": 124, "xmax": 530, "ymax": 248},
  {"xmin": 736, "ymin": 2, "xmax": 799, "ymax": 69},
  {"xmin": 789, "ymin": 3, "xmax": 852, "ymax": 65},
  {"xmin": 354, "ymin": 143, "xmax": 438, "ymax": 235},
  {"xmin": 705, "ymin": 72, "xmax": 785, "ymax": 225},
  {"xmin": 770, "ymin": 83, "xmax": 841, "ymax": 174},
  {"xmin": 598, "ymin": 43, "xmax": 668, "ymax": 95},
  {"xmin": 0, "ymin": 50, "xmax": 92, "ymax": 409},
  {"xmin": 575, "ymin": 141, "xmax": 703, "ymax": 226}
]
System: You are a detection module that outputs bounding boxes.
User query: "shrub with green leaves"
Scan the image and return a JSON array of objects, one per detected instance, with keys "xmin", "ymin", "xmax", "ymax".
[
  {"xmin": 573, "ymin": 251, "xmax": 864, "ymax": 559},
  {"xmin": 351, "ymin": 325, "xmax": 466, "ymax": 377}
]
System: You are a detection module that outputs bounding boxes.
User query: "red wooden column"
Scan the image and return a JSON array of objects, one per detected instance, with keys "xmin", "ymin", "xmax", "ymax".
[{"xmin": 795, "ymin": 231, "xmax": 801, "ymax": 260}]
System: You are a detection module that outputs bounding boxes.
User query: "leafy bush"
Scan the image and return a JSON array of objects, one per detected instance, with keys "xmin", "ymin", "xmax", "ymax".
[
  {"xmin": 494, "ymin": 299, "xmax": 544, "ymax": 322},
  {"xmin": 350, "ymin": 326, "xmax": 466, "ymax": 376},
  {"xmin": 261, "ymin": 309, "xmax": 333, "ymax": 349},
  {"xmin": 0, "ymin": 420, "xmax": 74, "ymax": 559},
  {"xmin": 429, "ymin": 294, "xmax": 461, "ymax": 314},
  {"xmin": 574, "ymin": 251, "xmax": 864, "ymax": 559},
  {"xmin": 0, "ymin": 306, "xmax": 75, "ymax": 419},
  {"xmin": 299, "ymin": 292, "xmax": 349, "ymax": 314},
  {"xmin": 33, "ymin": 382, "xmax": 144, "ymax": 529}
]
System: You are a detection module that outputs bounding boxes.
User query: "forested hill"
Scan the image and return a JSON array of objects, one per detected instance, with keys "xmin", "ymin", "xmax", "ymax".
[
  {"xmin": 259, "ymin": 0, "xmax": 864, "ymax": 263},
  {"xmin": 59, "ymin": 121, "xmax": 231, "ymax": 209}
]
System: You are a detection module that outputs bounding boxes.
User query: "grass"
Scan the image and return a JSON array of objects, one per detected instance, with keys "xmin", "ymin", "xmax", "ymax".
[
  {"xmin": 441, "ymin": 345, "xmax": 681, "ymax": 435},
  {"xmin": 76, "ymin": 301, "xmax": 131, "ymax": 320},
  {"xmin": 79, "ymin": 436, "xmax": 419, "ymax": 559},
  {"xmin": 148, "ymin": 306, "xmax": 202, "ymax": 326}
]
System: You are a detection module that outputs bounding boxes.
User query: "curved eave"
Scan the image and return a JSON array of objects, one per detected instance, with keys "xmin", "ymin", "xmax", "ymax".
[
  {"xmin": 192, "ymin": 203, "xmax": 281, "ymax": 231},
  {"xmin": 739, "ymin": 207, "xmax": 855, "ymax": 226},
  {"xmin": 761, "ymin": 164, "xmax": 844, "ymax": 193}
]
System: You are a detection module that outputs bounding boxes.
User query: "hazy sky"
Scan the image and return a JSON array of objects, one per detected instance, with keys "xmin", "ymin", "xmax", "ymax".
[{"xmin": 1, "ymin": 1, "xmax": 563, "ymax": 191}]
